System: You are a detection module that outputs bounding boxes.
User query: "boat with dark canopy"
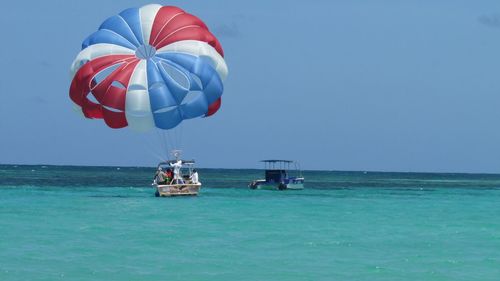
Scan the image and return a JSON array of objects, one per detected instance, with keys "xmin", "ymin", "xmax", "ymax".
[{"xmin": 249, "ymin": 160, "xmax": 304, "ymax": 190}]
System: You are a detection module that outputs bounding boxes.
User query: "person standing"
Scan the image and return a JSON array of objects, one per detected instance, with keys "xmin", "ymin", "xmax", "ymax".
[
  {"xmin": 169, "ymin": 160, "xmax": 184, "ymax": 184},
  {"xmin": 190, "ymin": 169, "xmax": 199, "ymax": 184}
]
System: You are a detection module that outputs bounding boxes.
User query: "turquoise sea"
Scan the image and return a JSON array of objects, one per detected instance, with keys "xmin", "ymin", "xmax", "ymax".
[{"xmin": 1, "ymin": 165, "xmax": 499, "ymax": 281}]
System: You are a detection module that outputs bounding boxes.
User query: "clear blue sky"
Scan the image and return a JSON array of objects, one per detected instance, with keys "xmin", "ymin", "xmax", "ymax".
[{"xmin": 1, "ymin": 0, "xmax": 500, "ymax": 172}]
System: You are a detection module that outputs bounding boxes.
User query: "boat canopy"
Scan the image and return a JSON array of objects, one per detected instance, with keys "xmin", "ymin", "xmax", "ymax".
[
  {"xmin": 260, "ymin": 160, "xmax": 294, "ymax": 163},
  {"xmin": 158, "ymin": 160, "xmax": 196, "ymax": 166},
  {"xmin": 260, "ymin": 160, "xmax": 301, "ymax": 172}
]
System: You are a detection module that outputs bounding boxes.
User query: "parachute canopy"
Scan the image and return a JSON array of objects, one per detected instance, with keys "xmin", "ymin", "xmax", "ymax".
[{"xmin": 69, "ymin": 4, "xmax": 228, "ymax": 131}]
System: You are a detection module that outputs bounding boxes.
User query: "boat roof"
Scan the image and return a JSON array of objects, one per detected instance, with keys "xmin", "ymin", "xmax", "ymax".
[
  {"xmin": 260, "ymin": 160, "xmax": 294, "ymax": 163},
  {"xmin": 158, "ymin": 160, "xmax": 196, "ymax": 165}
]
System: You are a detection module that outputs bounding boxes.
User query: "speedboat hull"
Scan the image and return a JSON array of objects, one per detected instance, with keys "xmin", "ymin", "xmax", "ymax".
[
  {"xmin": 155, "ymin": 183, "xmax": 201, "ymax": 197},
  {"xmin": 249, "ymin": 178, "xmax": 304, "ymax": 190}
]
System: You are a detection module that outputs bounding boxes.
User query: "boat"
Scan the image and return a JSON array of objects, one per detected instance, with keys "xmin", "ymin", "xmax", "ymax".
[
  {"xmin": 153, "ymin": 160, "xmax": 201, "ymax": 197},
  {"xmin": 249, "ymin": 160, "xmax": 305, "ymax": 190}
]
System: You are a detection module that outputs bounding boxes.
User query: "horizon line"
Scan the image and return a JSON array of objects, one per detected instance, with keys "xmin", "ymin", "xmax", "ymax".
[{"xmin": 1, "ymin": 163, "xmax": 500, "ymax": 176}]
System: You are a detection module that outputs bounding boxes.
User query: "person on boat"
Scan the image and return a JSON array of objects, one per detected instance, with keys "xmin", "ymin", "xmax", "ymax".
[
  {"xmin": 154, "ymin": 167, "xmax": 167, "ymax": 185},
  {"xmin": 169, "ymin": 160, "xmax": 184, "ymax": 184},
  {"xmin": 190, "ymin": 169, "xmax": 199, "ymax": 184},
  {"xmin": 165, "ymin": 168, "xmax": 173, "ymax": 183}
]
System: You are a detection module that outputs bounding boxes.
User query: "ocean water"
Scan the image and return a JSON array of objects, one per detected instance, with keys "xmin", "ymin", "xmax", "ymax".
[{"xmin": 1, "ymin": 165, "xmax": 500, "ymax": 281}]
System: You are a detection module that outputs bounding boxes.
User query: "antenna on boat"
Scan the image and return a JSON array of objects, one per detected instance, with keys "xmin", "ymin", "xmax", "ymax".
[{"xmin": 171, "ymin": 150, "xmax": 182, "ymax": 161}]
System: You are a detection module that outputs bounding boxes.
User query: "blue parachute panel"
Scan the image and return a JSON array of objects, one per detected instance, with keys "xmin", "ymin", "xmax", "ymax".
[
  {"xmin": 153, "ymin": 107, "xmax": 183, "ymax": 129},
  {"xmin": 82, "ymin": 29, "xmax": 137, "ymax": 50},
  {"xmin": 146, "ymin": 60, "xmax": 178, "ymax": 112},
  {"xmin": 118, "ymin": 8, "xmax": 144, "ymax": 45},
  {"xmin": 155, "ymin": 53, "xmax": 223, "ymax": 106},
  {"xmin": 99, "ymin": 15, "xmax": 141, "ymax": 47}
]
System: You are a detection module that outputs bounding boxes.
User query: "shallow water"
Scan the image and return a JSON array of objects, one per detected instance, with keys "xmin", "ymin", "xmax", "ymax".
[{"xmin": 1, "ymin": 165, "xmax": 500, "ymax": 281}]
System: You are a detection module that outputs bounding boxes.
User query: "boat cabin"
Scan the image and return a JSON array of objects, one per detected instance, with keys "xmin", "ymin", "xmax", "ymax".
[
  {"xmin": 265, "ymin": 169, "xmax": 288, "ymax": 184},
  {"xmin": 249, "ymin": 160, "xmax": 305, "ymax": 190}
]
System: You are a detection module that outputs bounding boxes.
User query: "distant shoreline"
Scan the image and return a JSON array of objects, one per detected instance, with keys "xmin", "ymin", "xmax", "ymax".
[{"xmin": 1, "ymin": 163, "xmax": 499, "ymax": 176}]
